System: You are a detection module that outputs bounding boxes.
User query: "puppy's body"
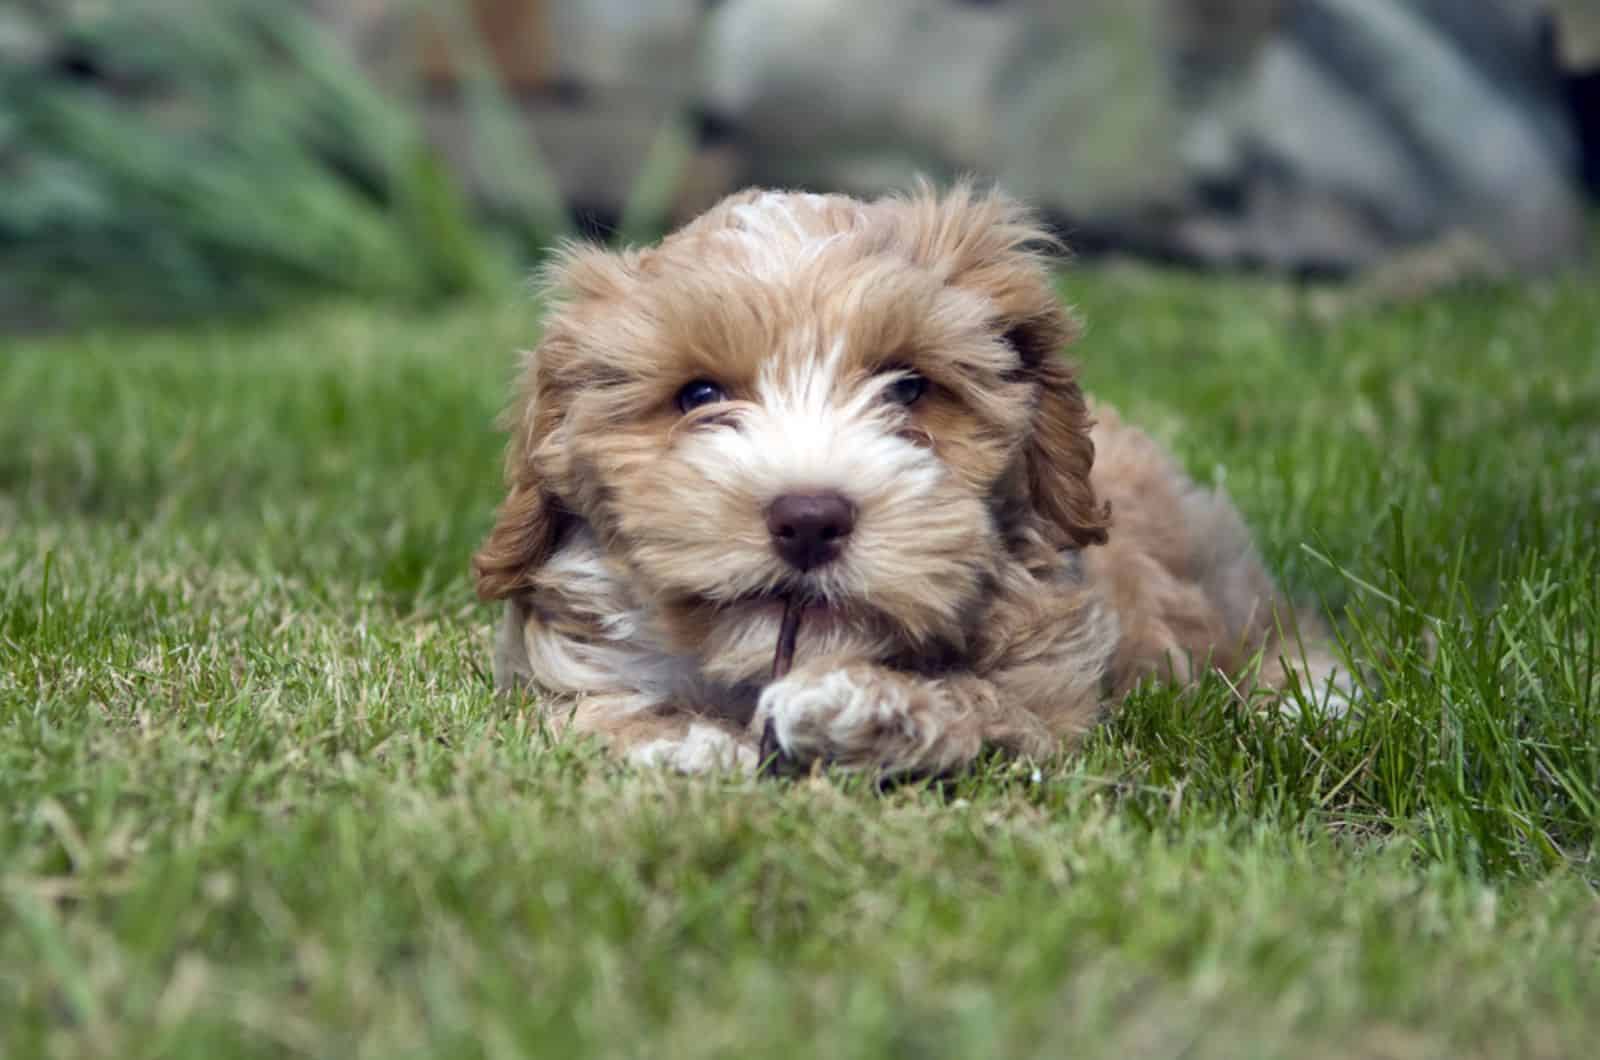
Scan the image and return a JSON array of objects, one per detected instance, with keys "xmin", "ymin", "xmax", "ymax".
[{"xmin": 477, "ymin": 187, "xmax": 1346, "ymax": 775}]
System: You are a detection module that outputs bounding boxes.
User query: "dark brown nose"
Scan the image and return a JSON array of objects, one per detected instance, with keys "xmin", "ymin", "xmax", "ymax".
[{"xmin": 766, "ymin": 492, "xmax": 856, "ymax": 570}]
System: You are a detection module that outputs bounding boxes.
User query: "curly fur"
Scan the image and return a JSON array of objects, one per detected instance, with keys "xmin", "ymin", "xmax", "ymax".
[{"xmin": 475, "ymin": 184, "xmax": 1350, "ymax": 776}]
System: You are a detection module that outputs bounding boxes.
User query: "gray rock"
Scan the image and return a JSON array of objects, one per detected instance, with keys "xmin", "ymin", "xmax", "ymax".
[
  {"xmin": 700, "ymin": 0, "xmax": 1188, "ymax": 222},
  {"xmin": 1263, "ymin": 0, "xmax": 1582, "ymax": 270},
  {"xmin": 311, "ymin": 0, "xmax": 1587, "ymax": 274},
  {"xmin": 693, "ymin": 0, "xmax": 1586, "ymax": 273},
  {"xmin": 0, "ymin": 8, "xmax": 50, "ymax": 68},
  {"xmin": 1554, "ymin": 0, "xmax": 1600, "ymax": 69}
]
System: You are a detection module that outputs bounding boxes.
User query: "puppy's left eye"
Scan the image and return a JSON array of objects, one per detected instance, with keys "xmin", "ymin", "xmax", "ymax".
[
  {"xmin": 882, "ymin": 371, "xmax": 928, "ymax": 407},
  {"xmin": 676, "ymin": 379, "xmax": 728, "ymax": 413}
]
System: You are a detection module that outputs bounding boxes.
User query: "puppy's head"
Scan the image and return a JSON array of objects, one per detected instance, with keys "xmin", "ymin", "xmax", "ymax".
[{"xmin": 475, "ymin": 184, "xmax": 1107, "ymax": 684}]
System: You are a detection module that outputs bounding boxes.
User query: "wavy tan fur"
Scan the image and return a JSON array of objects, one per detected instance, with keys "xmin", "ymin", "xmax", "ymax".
[{"xmin": 474, "ymin": 184, "xmax": 1351, "ymax": 776}]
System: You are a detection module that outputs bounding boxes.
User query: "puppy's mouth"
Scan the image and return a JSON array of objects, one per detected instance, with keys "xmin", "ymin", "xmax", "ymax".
[
  {"xmin": 669, "ymin": 583, "xmax": 867, "ymax": 674},
  {"xmin": 705, "ymin": 587, "xmax": 850, "ymax": 675},
  {"xmin": 737, "ymin": 590, "xmax": 844, "ymax": 649},
  {"xmin": 760, "ymin": 588, "xmax": 867, "ymax": 678}
]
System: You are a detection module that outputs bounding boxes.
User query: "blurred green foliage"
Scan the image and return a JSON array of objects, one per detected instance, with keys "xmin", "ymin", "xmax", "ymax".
[{"xmin": 0, "ymin": 0, "xmax": 539, "ymax": 327}]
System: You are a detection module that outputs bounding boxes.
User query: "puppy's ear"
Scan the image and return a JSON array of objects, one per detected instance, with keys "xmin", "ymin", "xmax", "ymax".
[
  {"xmin": 886, "ymin": 181, "xmax": 1109, "ymax": 549},
  {"xmin": 472, "ymin": 355, "xmax": 566, "ymax": 601},
  {"xmin": 473, "ymin": 245, "xmax": 642, "ymax": 600},
  {"xmin": 1018, "ymin": 332, "xmax": 1109, "ymax": 550}
]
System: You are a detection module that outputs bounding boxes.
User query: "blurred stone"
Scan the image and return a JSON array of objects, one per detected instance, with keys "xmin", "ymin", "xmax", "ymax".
[
  {"xmin": 699, "ymin": 0, "xmax": 1189, "ymax": 224},
  {"xmin": 693, "ymin": 0, "xmax": 1586, "ymax": 273},
  {"xmin": 1553, "ymin": 0, "xmax": 1600, "ymax": 68},
  {"xmin": 418, "ymin": 0, "xmax": 553, "ymax": 90},
  {"xmin": 1273, "ymin": 0, "xmax": 1580, "ymax": 270},
  {"xmin": 1200, "ymin": 0, "xmax": 1585, "ymax": 272},
  {"xmin": 1557, "ymin": 0, "xmax": 1600, "ymax": 194},
  {"xmin": 314, "ymin": 0, "xmax": 1588, "ymax": 275},
  {"xmin": 324, "ymin": 0, "xmax": 702, "ymax": 230},
  {"xmin": 0, "ymin": 8, "xmax": 50, "ymax": 67},
  {"xmin": 523, "ymin": 0, "xmax": 702, "ymax": 224}
]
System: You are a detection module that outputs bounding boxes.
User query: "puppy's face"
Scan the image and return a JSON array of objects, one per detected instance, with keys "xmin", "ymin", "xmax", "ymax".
[{"xmin": 477, "ymin": 188, "xmax": 1107, "ymax": 685}]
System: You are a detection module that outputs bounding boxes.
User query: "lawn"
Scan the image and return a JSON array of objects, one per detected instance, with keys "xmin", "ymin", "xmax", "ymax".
[{"xmin": 2, "ymin": 263, "xmax": 1598, "ymax": 1058}]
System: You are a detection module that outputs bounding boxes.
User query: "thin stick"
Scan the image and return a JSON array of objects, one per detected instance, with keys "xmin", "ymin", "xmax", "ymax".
[{"xmin": 772, "ymin": 596, "xmax": 803, "ymax": 679}]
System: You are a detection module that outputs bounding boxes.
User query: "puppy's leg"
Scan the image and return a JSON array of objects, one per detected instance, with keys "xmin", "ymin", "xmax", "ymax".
[
  {"xmin": 1258, "ymin": 633, "xmax": 1361, "ymax": 717},
  {"xmin": 753, "ymin": 580, "xmax": 1117, "ymax": 777},
  {"xmin": 497, "ymin": 597, "xmax": 761, "ymax": 772},
  {"xmin": 547, "ymin": 694, "xmax": 761, "ymax": 774},
  {"xmin": 753, "ymin": 660, "xmax": 1057, "ymax": 778},
  {"xmin": 1085, "ymin": 407, "xmax": 1358, "ymax": 713},
  {"xmin": 1164, "ymin": 477, "xmax": 1360, "ymax": 714}
]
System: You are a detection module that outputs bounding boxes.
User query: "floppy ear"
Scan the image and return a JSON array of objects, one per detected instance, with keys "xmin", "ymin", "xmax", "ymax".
[
  {"xmin": 473, "ymin": 245, "xmax": 642, "ymax": 600},
  {"xmin": 472, "ymin": 356, "xmax": 566, "ymax": 601},
  {"xmin": 887, "ymin": 181, "xmax": 1109, "ymax": 549},
  {"xmin": 1013, "ymin": 321, "xmax": 1109, "ymax": 549}
]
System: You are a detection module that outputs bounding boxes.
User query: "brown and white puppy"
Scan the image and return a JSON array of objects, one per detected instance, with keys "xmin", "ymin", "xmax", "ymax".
[{"xmin": 474, "ymin": 184, "xmax": 1351, "ymax": 776}]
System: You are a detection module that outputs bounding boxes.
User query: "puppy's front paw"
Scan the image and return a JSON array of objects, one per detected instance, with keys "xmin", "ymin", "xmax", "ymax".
[
  {"xmin": 628, "ymin": 722, "xmax": 759, "ymax": 774},
  {"xmin": 754, "ymin": 663, "xmax": 978, "ymax": 777},
  {"xmin": 1278, "ymin": 661, "xmax": 1363, "ymax": 721}
]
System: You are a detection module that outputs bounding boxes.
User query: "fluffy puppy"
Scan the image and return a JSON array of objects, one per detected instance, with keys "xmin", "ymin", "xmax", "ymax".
[{"xmin": 474, "ymin": 185, "xmax": 1349, "ymax": 776}]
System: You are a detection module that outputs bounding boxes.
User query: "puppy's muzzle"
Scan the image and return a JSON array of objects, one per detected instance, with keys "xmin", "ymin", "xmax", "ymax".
[{"xmin": 766, "ymin": 491, "xmax": 855, "ymax": 571}]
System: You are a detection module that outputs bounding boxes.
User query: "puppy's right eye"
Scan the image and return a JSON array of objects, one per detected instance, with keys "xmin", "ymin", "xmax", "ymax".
[{"xmin": 676, "ymin": 379, "xmax": 728, "ymax": 413}]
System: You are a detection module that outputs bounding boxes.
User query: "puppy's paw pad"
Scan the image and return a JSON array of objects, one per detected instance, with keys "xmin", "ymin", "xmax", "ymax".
[{"xmin": 628, "ymin": 723, "xmax": 758, "ymax": 774}]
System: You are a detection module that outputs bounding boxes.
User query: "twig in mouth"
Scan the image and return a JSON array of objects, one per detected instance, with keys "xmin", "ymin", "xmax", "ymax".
[
  {"xmin": 772, "ymin": 594, "xmax": 803, "ymax": 679},
  {"xmin": 760, "ymin": 595, "xmax": 806, "ymax": 777}
]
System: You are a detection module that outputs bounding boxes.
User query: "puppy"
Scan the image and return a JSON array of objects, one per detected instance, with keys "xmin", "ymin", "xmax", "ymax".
[{"xmin": 474, "ymin": 184, "xmax": 1349, "ymax": 776}]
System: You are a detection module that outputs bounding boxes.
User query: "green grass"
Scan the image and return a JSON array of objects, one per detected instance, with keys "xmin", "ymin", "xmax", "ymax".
[{"xmin": 2, "ymin": 265, "xmax": 1598, "ymax": 1058}]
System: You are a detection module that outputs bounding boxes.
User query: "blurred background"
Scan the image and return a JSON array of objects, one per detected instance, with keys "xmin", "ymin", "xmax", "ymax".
[{"xmin": 2, "ymin": 0, "xmax": 1596, "ymax": 330}]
